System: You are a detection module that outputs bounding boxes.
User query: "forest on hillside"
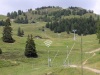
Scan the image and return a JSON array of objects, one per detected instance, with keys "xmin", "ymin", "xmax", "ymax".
[
  {"xmin": 46, "ymin": 16, "xmax": 99, "ymax": 35},
  {"xmin": 0, "ymin": 6, "xmax": 100, "ymax": 36},
  {"xmin": 6, "ymin": 6, "xmax": 94, "ymax": 23}
]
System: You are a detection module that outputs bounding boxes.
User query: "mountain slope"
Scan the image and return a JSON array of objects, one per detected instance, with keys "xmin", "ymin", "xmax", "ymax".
[{"xmin": 7, "ymin": 6, "xmax": 99, "ymax": 23}]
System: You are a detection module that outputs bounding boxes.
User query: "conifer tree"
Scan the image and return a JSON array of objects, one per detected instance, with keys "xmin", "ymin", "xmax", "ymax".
[
  {"xmin": 97, "ymin": 21, "xmax": 100, "ymax": 43},
  {"xmin": 25, "ymin": 35, "xmax": 38, "ymax": 58},
  {"xmin": 21, "ymin": 30, "xmax": 24, "ymax": 36},
  {"xmin": 17, "ymin": 27, "xmax": 24, "ymax": 37},
  {"xmin": 0, "ymin": 48, "xmax": 2, "ymax": 54},
  {"xmin": 17, "ymin": 27, "xmax": 22, "ymax": 36},
  {"xmin": 2, "ymin": 18, "xmax": 15, "ymax": 43}
]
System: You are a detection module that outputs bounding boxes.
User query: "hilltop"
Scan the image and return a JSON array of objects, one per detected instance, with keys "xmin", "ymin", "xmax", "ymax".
[
  {"xmin": 1, "ymin": 6, "xmax": 100, "ymax": 35},
  {"xmin": 6, "ymin": 6, "xmax": 99, "ymax": 23},
  {"xmin": 2, "ymin": 6, "xmax": 100, "ymax": 35}
]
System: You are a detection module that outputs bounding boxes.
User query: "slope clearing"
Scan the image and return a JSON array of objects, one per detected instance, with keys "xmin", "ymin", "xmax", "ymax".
[{"xmin": 0, "ymin": 22, "xmax": 100, "ymax": 75}]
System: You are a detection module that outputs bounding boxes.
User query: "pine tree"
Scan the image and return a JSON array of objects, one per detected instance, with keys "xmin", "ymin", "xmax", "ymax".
[
  {"xmin": 17, "ymin": 27, "xmax": 22, "ymax": 36},
  {"xmin": 7, "ymin": 12, "xmax": 11, "ymax": 18},
  {"xmin": 18, "ymin": 10, "xmax": 22, "ymax": 15},
  {"xmin": 96, "ymin": 21, "xmax": 100, "ymax": 43},
  {"xmin": 13, "ymin": 11, "xmax": 18, "ymax": 19},
  {"xmin": 17, "ymin": 27, "xmax": 24, "ymax": 37},
  {"xmin": 24, "ymin": 16, "xmax": 28, "ymax": 24},
  {"xmin": 25, "ymin": 35, "xmax": 38, "ymax": 58},
  {"xmin": 0, "ymin": 48, "xmax": 2, "ymax": 54},
  {"xmin": 2, "ymin": 18, "xmax": 15, "ymax": 43},
  {"xmin": 46, "ymin": 22, "xmax": 50, "ymax": 28},
  {"xmin": 21, "ymin": 30, "xmax": 24, "ymax": 36}
]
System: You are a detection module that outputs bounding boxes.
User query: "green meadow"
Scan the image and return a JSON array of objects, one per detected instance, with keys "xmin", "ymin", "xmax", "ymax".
[{"xmin": 0, "ymin": 22, "xmax": 100, "ymax": 75}]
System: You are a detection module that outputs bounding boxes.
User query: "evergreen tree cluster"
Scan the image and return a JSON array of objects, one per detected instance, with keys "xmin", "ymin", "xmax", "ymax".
[
  {"xmin": 38, "ymin": 6, "xmax": 94, "ymax": 22},
  {"xmin": 7, "ymin": 10, "xmax": 28, "ymax": 24},
  {"xmin": 48, "ymin": 7, "xmax": 93, "ymax": 18},
  {"xmin": 46, "ymin": 16, "xmax": 97, "ymax": 35},
  {"xmin": 38, "ymin": 15, "xmax": 51, "ymax": 22},
  {"xmin": 7, "ymin": 10, "xmax": 23, "ymax": 19},
  {"xmin": 69, "ymin": 6, "xmax": 94, "ymax": 13},
  {"xmin": 14, "ymin": 16, "xmax": 28, "ymax": 24},
  {"xmin": 36, "ymin": 6, "xmax": 60, "ymax": 10},
  {"xmin": 25, "ymin": 35, "xmax": 38, "ymax": 58},
  {"xmin": 7, "ymin": 6, "xmax": 94, "ymax": 23},
  {"xmin": 32, "ymin": 10, "xmax": 48, "ymax": 15},
  {"xmin": 17, "ymin": 27, "xmax": 24, "ymax": 37},
  {"xmin": 0, "ymin": 20, "xmax": 5, "ymax": 26}
]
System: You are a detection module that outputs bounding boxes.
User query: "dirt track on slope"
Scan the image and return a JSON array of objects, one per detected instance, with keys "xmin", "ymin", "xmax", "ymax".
[{"xmin": 64, "ymin": 48, "xmax": 100, "ymax": 73}]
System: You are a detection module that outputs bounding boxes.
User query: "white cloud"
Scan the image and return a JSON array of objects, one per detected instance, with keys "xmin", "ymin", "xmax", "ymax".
[{"xmin": 92, "ymin": 0, "xmax": 100, "ymax": 14}]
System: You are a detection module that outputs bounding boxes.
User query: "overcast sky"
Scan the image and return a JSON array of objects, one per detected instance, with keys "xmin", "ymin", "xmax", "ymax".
[{"xmin": 0, "ymin": 0, "xmax": 100, "ymax": 15}]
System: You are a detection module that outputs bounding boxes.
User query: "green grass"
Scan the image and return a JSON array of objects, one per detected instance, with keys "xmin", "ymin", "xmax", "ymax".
[
  {"xmin": 0, "ymin": 15, "xmax": 7, "ymax": 20},
  {"xmin": 86, "ymin": 51, "xmax": 100, "ymax": 69},
  {"xmin": 0, "ymin": 22, "xmax": 100, "ymax": 75},
  {"xmin": 50, "ymin": 67, "xmax": 97, "ymax": 75}
]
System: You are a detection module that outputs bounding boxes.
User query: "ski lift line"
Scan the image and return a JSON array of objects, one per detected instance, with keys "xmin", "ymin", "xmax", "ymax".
[
  {"xmin": 64, "ymin": 43, "xmax": 75, "ymax": 64},
  {"xmin": 51, "ymin": 50, "xmax": 59, "ymax": 64}
]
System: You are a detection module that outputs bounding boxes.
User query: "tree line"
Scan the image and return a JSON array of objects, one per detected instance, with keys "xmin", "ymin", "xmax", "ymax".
[
  {"xmin": 7, "ymin": 10, "xmax": 24, "ymax": 19},
  {"xmin": 38, "ymin": 7, "xmax": 94, "ymax": 22},
  {"xmin": 46, "ymin": 16, "xmax": 97, "ymax": 35},
  {"xmin": 14, "ymin": 16, "xmax": 28, "ymax": 24},
  {"xmin": 7, "ymin": 10, "xmax": 29, "ymax": 24},
  {"xmin": 6, "ymin": 6, "xmax": 94, "ymax": 23},
  {"xmin": 36, "ymin": 6, "xmax": 61, "ymax": 10},
  {"xmin": 48, "ymin": 8, "xmax": 93, "ymax": 18}
]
